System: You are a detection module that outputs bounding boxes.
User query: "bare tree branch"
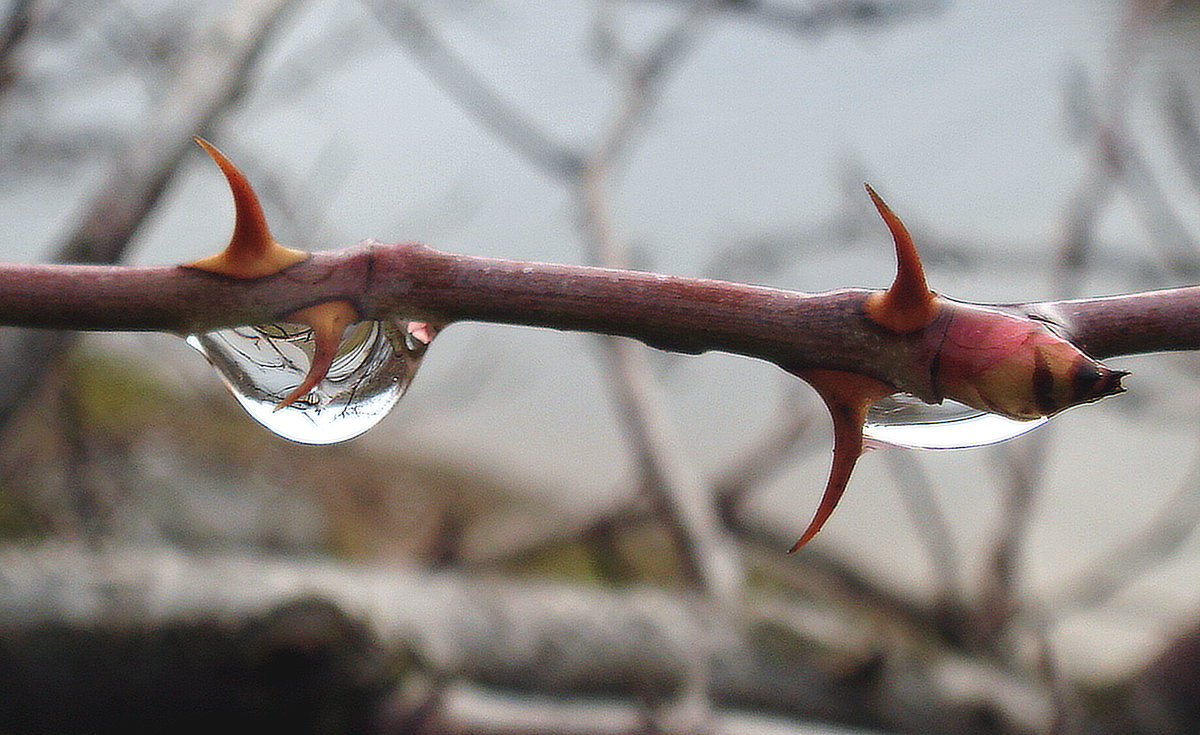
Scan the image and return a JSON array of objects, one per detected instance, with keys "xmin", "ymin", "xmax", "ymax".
[
  {"xmin": 1163, "ymin": 73, "xmax": 1200, "ymax": 196},
  {"xmin": 416, "ymin": 681, "xmax": 908, "ymax": 735},
  {"xmin": 713, "ymin": 389, "xmax": 816, "ymax": 517},
  {"xmin": 883, "ymin": 450, "xmax": 962, "ymax": 608},
  {"xmin": 0, "ymin": 543, "xmax": 1057, "ymax": 734},
  {"xmin": 1049, "ymin": 425, "xmax": 1200, "ymax": 613},
  {"xmin": 1066, "ymin": 65, "xmax": 1200, "ymax": 280},
  {"xmin": 628, "ymin": 0, "xmax": 946, "ymax": 39},
  {"xmin": 363, "ymin": 0, "xmax": 584, "ymax": 181},
  {"xmin": 975, "ymin": 435, "xmax": 1048, "ymax": 643},
  {"xmin": 368, "ymin": 0, "xmax": 743, "ymax": 601},
  {"xmin": 0, "ymin": 0, "xmax": 34, "ymax": 100}
]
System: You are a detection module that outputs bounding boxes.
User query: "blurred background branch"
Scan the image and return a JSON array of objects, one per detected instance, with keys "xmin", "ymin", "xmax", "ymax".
[{"xmin": 0, "ymin": 0, "xmax": 299, "ymax": 430}]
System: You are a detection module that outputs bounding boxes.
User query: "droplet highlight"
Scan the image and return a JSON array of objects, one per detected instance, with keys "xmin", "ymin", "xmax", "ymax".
[
  {"xmin": 863, "ymin": 393, "xmax": 1047, "ymax": 450},
  {"xmin": 187, "ymin": 319, "xmax": 437, "ymax": 444}
]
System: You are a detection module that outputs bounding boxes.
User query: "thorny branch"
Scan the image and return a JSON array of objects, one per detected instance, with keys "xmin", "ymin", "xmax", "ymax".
[{"xmin": 0, "ymin": 246, "xmax": 1197, "ymax": 399}]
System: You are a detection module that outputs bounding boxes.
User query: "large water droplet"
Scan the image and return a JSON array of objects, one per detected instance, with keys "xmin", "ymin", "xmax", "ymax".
[
  {"xmin": 187, "ymin": 319, "xmax": 436, "ymax": 444},
  {"xmin": 863, "ymin": 393, "xmax": 1047, "ymax": 450}
]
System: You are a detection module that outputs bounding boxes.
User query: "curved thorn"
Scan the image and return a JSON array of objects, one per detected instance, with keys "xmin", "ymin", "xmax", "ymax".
[
  {"xmin": 275, "ymin": 334, "xmax": 337, "ymax": 411},
  {"xmin": 187, "ymin": 139, "xmax": 307, "ymax": 279},
  {"xmin": 864, "ymin": 183, "xmax": 937, "ymax": 332},
  {"xmin": 194, "ymin": 137, "xmax": 273, "ymax": 263},
  {"xmin": 790, "ymin": 369, "xmax": 892, "ymax": 552},
  {"xmin": 274, "ymin": 301, "xmax": 358, "ymax": 411}
]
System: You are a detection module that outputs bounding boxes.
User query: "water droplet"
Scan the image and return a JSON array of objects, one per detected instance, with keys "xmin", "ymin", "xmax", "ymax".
[
  {"xmin": 187, "ymin": 319, "xmax": 437, "ymax": 444},
  {"xmin": 863, "ymin": 393, "xmax": 1047, "ymax": 450}
]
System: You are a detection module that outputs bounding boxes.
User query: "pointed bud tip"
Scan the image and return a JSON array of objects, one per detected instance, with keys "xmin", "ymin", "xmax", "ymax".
[{"xmin": 1098, "ymin": 366, "xmax": 1128, "ymax": 398}]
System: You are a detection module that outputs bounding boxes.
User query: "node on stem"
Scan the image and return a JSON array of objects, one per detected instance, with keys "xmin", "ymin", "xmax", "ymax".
[{"xmin": 789, "ymin": 186, "xmax": 1126, "ymax": 550}]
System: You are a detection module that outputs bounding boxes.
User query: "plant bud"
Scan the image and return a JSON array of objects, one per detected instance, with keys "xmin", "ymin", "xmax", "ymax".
[
  {"xmin": 931, "ymin": 304, "xmax": 1126, "ymax": 420},
  {"xmin": 789, "ymin": 186, "xmax": 1128, "ymax": 552}
]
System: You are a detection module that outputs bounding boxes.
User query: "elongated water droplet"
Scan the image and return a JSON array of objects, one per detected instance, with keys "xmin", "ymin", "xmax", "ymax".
[
  {"xmin": 863, "ymin": 393, "xmax": 1047, "ymax": 450},
  {"xmin": 187, "ymin": 319, "xmax": 437, "ymax": 444}
]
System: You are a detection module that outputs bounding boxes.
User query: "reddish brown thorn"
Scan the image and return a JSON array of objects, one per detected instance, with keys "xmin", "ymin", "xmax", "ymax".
[
  {"xmin": 187, "ymin": 138, "xmax": 306, "ymax": 279},
  {"xmin": 195, "ymin": 137, "xmax": 271, "ymax": 260},
  {"xmin": 863, "ymin": 184, "xmax": 938, "ymax": 333},
  {"xmin": 275, "ymin": 301, "xmax": 358, "ymax": 411},
  {"xmin": 789, "ymin": 369, "xmax": 893, "ymax": 552}
]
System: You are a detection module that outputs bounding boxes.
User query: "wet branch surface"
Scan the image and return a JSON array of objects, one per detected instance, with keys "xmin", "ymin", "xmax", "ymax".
[{"xmin": 0, "ymin": 242, "xmax": 1196, "ymax": 400}]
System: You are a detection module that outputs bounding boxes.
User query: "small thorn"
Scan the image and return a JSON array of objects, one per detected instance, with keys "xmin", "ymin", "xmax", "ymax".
[
  {"xmin": 863, "ymin": 184, "xmax": 938, "ymax": 333},
  {"xmin": 187, "ymin": 138, "xmax": 307, "ymax": 279},
  {"xmin": 789, "ymin": 369, "xmax": 892, "ymax": 552},
  {"xmin": 274, "ymin": 301, "xmax": 358, "ymax": 411}
]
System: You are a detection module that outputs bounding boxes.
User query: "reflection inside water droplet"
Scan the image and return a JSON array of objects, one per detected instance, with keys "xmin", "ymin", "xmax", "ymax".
[
  {"xmin": 187, "ymin": 319, "xmax": 437, "ymax": 445},
  {"xmin": 863, "ymin": 393, "xmax": 1047, "ymax": 450}
]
